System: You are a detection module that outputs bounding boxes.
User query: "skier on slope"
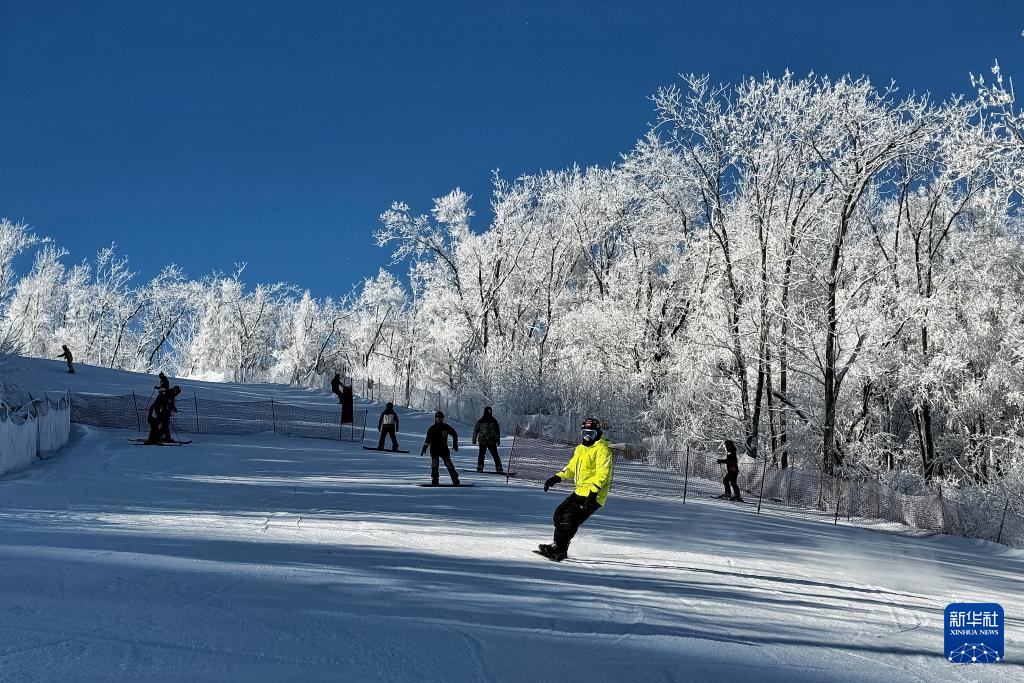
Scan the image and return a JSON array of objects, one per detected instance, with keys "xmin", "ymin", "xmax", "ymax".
[
  {"xmin": 155, "ymin": 371, "xmax": 170, "ymax": 394},
  {"xmin": 538, "ymin": 417, "xmax": 612, "ymax": 561},
  {"xmin": 330, "ymin": 373, "xmax": 343, "ymax": 404},
  {"xmin": 471, "ymin": 406, "xmax": 503, "ymax": 473},
  {"xmin": 717, "ymin": 439, "xmax": 743, "ymax": 502},
  {"xmin": 56, "ymin": 344, "xmax": 74, "ymax": 373},
  {"xmin": 377, "ymin": 402, "xmax": 401, "ymax": 451},
  {"xmin": 421, "ymin": 410, "xmax": 460, "ymax": 486},
  {"xmin": 145, "ymin": 386, "xmax": 181, "ymax": 444}
]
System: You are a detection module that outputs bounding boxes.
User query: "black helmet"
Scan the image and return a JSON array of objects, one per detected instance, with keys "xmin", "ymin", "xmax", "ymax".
[
  {"xmin": 434, "ymin": 410, "xmax": 444, "ymax": 419},
  {"xmin": 581, "ymin": 418, "xmax": 602, "ymax": 443}
]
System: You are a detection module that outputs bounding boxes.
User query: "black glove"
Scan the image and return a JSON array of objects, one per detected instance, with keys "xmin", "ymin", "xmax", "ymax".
[
  {"xmin": 543, "ymin": 475, "xmax": 561, "ymax": 492},
  {"xmin": 453, "ymin": 446, "xmax": 459, "ymax": 452},
  {"xmin": 586, "ymin": 490, "xmax": 599, "ymax": 508},
  {"xmin": 420, "ymin": 446, "xmax": 427, "ymax": 456}
]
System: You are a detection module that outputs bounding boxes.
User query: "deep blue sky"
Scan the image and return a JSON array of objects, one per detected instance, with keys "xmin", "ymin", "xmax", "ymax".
[{"xmin": 1, "ymin": 1, "xmax": 1021, "ymax": 298}]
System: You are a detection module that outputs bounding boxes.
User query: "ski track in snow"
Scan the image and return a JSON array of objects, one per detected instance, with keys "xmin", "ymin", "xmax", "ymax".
[{"xmin": 1, "ymin": 358, "xmax": 1022, "ymax": 681}]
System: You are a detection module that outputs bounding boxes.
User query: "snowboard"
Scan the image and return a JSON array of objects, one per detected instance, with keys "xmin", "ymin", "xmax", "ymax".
[
  {"xmin": 129, "ymin": 438, "xmax": 192, "ymax": 446},
  {"xmin": 363, "ymin": 446, "xmax": 410, "ymax": 453},
  {"xmin": 716, "ymin": 494, "xmax": 748, "ymax": 503},
  {"xmin": 416, "ymin": 482, "xmax": 474, "ymax": 487},
  {"xmin": 532, "ymin": 549, "xmax": 566, "ymax": 563}
]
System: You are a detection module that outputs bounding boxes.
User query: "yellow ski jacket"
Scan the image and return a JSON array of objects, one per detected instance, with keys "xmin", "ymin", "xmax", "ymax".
[{"xmin": 555, "ymin": 437, "xmax": 613, "ymax": 506}]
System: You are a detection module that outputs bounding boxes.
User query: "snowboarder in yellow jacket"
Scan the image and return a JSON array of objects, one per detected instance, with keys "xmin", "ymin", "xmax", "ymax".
[{"xmin": 538, "ymin": 417, "xmax": 612, "ymax": 561}]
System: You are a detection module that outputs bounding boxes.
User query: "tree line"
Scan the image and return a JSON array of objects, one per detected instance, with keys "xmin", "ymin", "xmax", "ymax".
[{"xmin": 3, "ymin": 71, "xmax": 1024, "ymax": 502}]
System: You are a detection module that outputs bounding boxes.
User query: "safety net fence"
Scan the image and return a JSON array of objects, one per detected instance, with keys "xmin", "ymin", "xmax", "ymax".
[
  {"xmin": 68, "ymin": 391, "xmax": 367, "ymax": 442},
  {"xmin": 506, "ymin": 428, "xmax": 1024, "ymax": 550},
  {"xmin": 1, "ymin": 393, "xmax": 71, "ymax": 475}
]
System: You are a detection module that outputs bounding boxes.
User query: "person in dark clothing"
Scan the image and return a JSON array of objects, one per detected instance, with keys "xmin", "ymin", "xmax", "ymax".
[
  {"xmin": 155, "ymin": 372, "xmax": 170, "ymax": 394},
  {"xmin": 377, "ymin": 402, "xmax": 400, "ymax": 451},
  {"xmin": 145, "ymin": 386, "xmax": 181, "ymax": 444},
  {"xmin": 330, "ymin": 373, "xmax": 343, "ymax": 404},
  {"xmin": 145, "ymin": 395, "xmax": 166, "ymax": 444},
  {"xmin": 538, "ymin": 418, "xmax": 613, "ymax": 561},
  {"xmin": 57, "ymin": 345, "xmax": 74, "ymax": 373},
  {"xmin": 717, "ymin": 439, "xmax": 743, "ymax": 501},
  {"xmin": 471, "ymin": 406, "xmax": 503, "ymax": 473},
  {"xmin": 421, "ymin": 410, "xmax": 460, "ymax": 485}
]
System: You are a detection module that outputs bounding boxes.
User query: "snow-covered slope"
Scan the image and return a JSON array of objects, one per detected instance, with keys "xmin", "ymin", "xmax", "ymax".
[{"xmin": 0, "ymin": 358, "xmax": 1020, "ymax": 681}]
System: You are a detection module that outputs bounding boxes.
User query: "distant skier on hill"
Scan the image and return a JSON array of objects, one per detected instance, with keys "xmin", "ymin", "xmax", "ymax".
[
  {"xmin": 377, "ymin": 402, "xmax": 401, "ymax": 451},
  {"xmin": 421, "ymin": 411, "xmax": 460, "ymax": 486},
  {"xmin": 537, "ymin": 417, "xmax": 612, "ymax": 562},
  {"xmin": 155, "ymin": 372, "xmax": 170, "ymax": 394},
  {"xmin": 717, "ymin": 439, "xmax": 743, "ymax": 502},
  {"xmin": 472, "ymin": 406, "xmax": 503, "ymax": 473},
  {"xmin": 330, "ymin": 373, "xmax": 343, "ymax": 404},
  {"xmin": 56, "ymin": 344, "xmax": 74, "ymax": 373}
]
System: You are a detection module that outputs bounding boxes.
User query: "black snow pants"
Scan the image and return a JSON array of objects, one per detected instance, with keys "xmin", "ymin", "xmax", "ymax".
[
  {"xmin": 724, "ymin": 470, "xmax": 741, "ymax": 498},
  {"xmin": 476, "ymin": 444, "xmax": 503, "ymax": 472},
  {"xmin": 552, "ymin": 493, "xmax": 599, "ymax": 552},
  {"xmin": 378, "ymin": 425, "xmax": 399, "ymax": 450},
  {"xmin": 430, "ymin": 450, "xmax": 460, "ymax": 485}
]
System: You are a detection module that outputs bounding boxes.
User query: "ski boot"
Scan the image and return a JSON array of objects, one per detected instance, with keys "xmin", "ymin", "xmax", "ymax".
[{"xmin": 537, "ymin": 544, "xmax": 567, "ymax": 562}]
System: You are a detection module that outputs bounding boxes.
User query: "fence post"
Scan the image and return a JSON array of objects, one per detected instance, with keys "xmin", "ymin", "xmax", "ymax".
[
  {"xmin": 834, "ymin": 477, "xmax": 843, "ymax": 526},
  {"xmin": 682, "ymin": 443, "xmax": 691, "ymax": 504},
  {"xmin": 270, "ymin": 398, "xmax": 277, "ymax": 435},
  {"xmin": 193, "ymin": 393, "xmax": 200, "ymax": 433},
  {"xmin": 996, "ymin": 498, "xmax": 1010, "ymax": 545},
  {"xmin": 817, "ymin": 470, "xmax": 824, "ymax": 510},
  {"xmin": 131, "ymin": 391, "xmax": 142, "ymax": 432},
  {"xmin": 757, "ymin": 456, "xmax": 765, "ymax": 516},
  {"xmin": 506, "ymin": 426, "xmax": 520, "ymax": 483},
  {"xmin": 339, "ymin": 404, "xmax": 343, "ymax": 440}
]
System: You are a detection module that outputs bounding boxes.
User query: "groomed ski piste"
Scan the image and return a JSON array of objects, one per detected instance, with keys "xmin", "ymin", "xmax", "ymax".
[{"xmin": 2, "ymin": 358, "xmax": 1021, "ymax": 682}]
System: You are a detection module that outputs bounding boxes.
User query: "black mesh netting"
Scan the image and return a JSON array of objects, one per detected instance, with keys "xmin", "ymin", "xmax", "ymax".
[
  {"xmin": 506, "ymin": 428, "xmax": 1024, "ymax": 550},
  {"xmin": 69, "ymin": 392, "xmax": 366, "ymax": 442}
]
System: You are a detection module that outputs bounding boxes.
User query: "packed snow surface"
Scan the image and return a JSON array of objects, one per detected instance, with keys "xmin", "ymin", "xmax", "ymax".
[{"xmin": 1, "ymin": 359, "xmax": 1021, "ymax": 681}]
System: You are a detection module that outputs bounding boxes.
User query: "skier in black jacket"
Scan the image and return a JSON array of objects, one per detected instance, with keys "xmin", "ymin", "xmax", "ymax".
[
  {"xmin": 330, "ymin": 373, "xmax": 343, "ymax": 404},
  {"xmin": 421, "ymin": 411, "xmax": 460, "ymax": 485},
  {"xmin": 717, "ymin": 439, "xmax": 743, "ymax": 501},
  {"xmin": 155, "ymin": 372, "xmax": 170, "ymax": 393},
  {"xmin": 377, "ymin": 402, "xmax": 400, "ymax": 451},
  {"xmin": 145, "ymin": 386, "xmax": 181, "ymax": 444}
]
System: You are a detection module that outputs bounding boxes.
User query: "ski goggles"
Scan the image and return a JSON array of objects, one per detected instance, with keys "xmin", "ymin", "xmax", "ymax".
[{"xmin": 581, "ymin": 428, "xmax": 599, "ymax": 441}]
